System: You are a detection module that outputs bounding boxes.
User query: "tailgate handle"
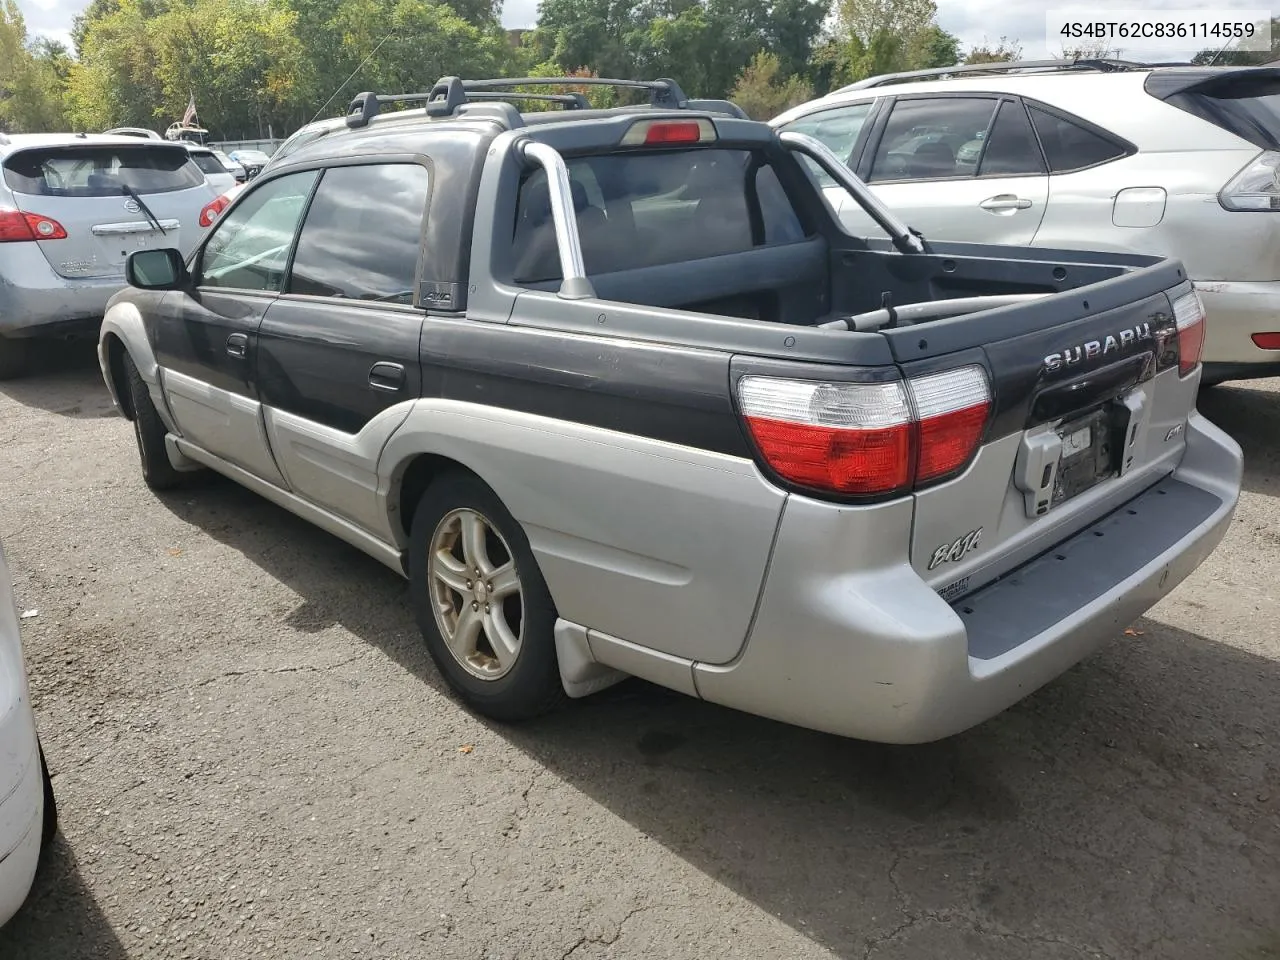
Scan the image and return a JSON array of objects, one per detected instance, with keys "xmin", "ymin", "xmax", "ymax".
[
  {"xmin": 226, "ymin": 333, "xmax": 248, "ymax": 359},
  {"xmin": 1030, "ymin": 354, "xmax": 1150, "ymax": 424},
  {"xmin": 91, "ymin": 219, "xmax": 181, "ymax": 236}
]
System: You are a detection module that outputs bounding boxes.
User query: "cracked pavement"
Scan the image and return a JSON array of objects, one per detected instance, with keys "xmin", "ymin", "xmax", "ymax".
[{"xmin": 0, "ymin": 343, "xmax": 1277, "ymax": 960}]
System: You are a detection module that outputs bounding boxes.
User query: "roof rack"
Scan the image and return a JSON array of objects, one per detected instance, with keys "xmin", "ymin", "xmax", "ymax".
[
  {"xmin": 343, "ymin": 75, "xmax": 749, "ymax": 129},
  {"xmin": 835, "ymin": 57, "xmax": 1194, "ymax": 92}
]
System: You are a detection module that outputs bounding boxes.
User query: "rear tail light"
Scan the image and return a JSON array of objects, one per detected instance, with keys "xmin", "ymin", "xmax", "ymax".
[
  {"xmin": 1172, "ymin": 290, "xmax": 1206, "ymax": 376},
  {"xmin": 737, "ymin": 365, "xmax": 991, "ymax": 497},
  {"xmin": 199, "ymin": 194, "xmax": 231, "ymax": 228},
  {"xmin": 0, "ymin": 207, "xmax": 67, "ymax": 242},
  {"xmin": 1252, "ymin": 332, "xmax": 1280, "ymax": 350},
  {"xmin": 620, "ymin": 118, "xmax": 718, "ymax": 147},
  {"xmin": 1219, "ymin": 150, "xmax": 1280, "ymax": 211}
]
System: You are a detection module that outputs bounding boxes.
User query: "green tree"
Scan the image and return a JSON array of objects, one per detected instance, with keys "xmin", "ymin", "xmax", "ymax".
[
  {"xmin": 816, "ymin": 0, "xmax": 962, "ymax": 90},
  {"xmin": 730, "ymin": 50, "xmax": 813, "ymax": 120},
  {"xmin": 1, "ymin": 0, "xmax": 71, "ymax": 132}
]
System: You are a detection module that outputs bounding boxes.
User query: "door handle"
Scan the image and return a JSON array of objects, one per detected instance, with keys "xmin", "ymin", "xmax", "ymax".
[
  {"xmin": 226, "ymin": 333, "xmax": 248, "ymax": 359},
  {"xmin": 980, "ymin": 194, "xmax": 1033, "ymax": 212},
  {"xmin": 369, "ymin": 361, "xmax": 406, "ymax": 393}
]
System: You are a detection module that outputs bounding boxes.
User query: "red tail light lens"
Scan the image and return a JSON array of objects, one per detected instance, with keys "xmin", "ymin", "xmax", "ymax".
[
  {"xmin": 910, "ymin": 367, "xmax": 993, "ymax": 483},
  {"xmin": 1172, "ymin": 291, "xmax": 1206, "ymax": 376},
  {"xmin": 199, "ymin": 194, "xmax": 231, "ymax": 228},
  {"xmin": 0, "ymin": 207, "xmax": 67, "ymax": 242},
  {"xmin": 737, "ymin": 365, "xmax": 991, "ymax": 498},
  {"xmin": 620, "ymin": 118, "xmax": 718, "ymax": 147},
  {"xmin": 1252, "ymin": 332, "xmax": 1280, "ymax": 350}
]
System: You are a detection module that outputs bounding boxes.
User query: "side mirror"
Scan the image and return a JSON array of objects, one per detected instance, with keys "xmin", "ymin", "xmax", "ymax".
[{"xmin": 126, "ymin": 248, "xmax": 189, "ymax": 290}]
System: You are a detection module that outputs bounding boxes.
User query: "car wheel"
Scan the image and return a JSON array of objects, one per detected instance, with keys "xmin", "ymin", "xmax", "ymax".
[
  {"xmin": 409, "ymin": 471, "xmax": 566, "ymax": 721},
  {"xmin": 123, "ymin": 352, "xmax": 184, "ymax": 491},
  {"xmin": 0, "ymin": 336, "xmax": 30, "ymax": 381},
  {"xmin": 38, "ymin": 741, "xmax": 56, "ymax": 851}
]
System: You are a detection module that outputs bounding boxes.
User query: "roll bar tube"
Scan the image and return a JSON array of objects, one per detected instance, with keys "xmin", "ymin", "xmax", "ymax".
[
  {"xmin": 516, "ymin": 139, "xmax": 596, "ymax": 300},
  {"xmin": 779, "ymin": 131, "xmax": 926, "ymax": 255}
]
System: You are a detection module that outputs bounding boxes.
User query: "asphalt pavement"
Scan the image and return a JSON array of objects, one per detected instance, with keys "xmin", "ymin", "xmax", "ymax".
[{"xmin": 0, "ymin": 342, "xmax": 1276, "ymax": 960}]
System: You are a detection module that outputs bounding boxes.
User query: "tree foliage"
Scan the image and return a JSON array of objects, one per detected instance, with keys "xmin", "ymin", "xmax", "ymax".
[
  {"xmin": 0, "ymin": 0, "xmax": 70, "ymax": 132},
  {"xmin": 964, "ymin": 36, "xmax": 1022, "ymax": 64},
  {"xmin": 730, "ymin": 50, "xmax": 813, "ymax": 120}
]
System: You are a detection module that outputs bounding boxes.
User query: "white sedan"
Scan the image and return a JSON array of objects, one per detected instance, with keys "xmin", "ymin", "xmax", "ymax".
[{"xmin": 0, "ymin": 541, "xmax": 55, "ymax": 928}]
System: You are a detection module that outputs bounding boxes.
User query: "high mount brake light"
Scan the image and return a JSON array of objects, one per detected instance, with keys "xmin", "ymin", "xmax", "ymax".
[
  {"xmin": 620, "ymin": 118, "xmax": 718, "ymax": 147},
  {"xmin": 1172, "ymin": 291, "xmax": 1206, "ymax": 377},
  {"xmin": 0, "ymin": 208, "xmax": 67, "ymax": 243},
  {"xmin": 737, "ymin": 365, "xmax": 992, "ymax": 498},
  {"xmin": 199, "ymin": 194, "xmax": 231, "ymax": 228}
]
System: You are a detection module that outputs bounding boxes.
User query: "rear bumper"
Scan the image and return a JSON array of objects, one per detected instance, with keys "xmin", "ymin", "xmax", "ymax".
[
  {"xmin": 0, "ymin": 245, "xmax": 123, "ymax": 338},
  {"xmin": 1195, "ymin": 279, "xmax": 1280, "ymax": 370},
  {"xmin": 693, "ymin": 412, "xmax": 1242, "ymax": 744}
]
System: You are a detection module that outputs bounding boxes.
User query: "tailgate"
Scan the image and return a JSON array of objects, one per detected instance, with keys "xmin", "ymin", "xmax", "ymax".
[
  {"xmin": 884, "ymin": 260, "xmax": 1205, "ymax": 598},
  {"xmin": 2, "ymin": 142, "xmax": 213, "ymax": 279}
]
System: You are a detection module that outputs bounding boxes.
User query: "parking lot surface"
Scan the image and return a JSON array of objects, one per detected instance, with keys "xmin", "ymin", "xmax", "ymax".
[{"xmin": 0, "ymin": 343, "xmax": 1276, "ymax": 960}]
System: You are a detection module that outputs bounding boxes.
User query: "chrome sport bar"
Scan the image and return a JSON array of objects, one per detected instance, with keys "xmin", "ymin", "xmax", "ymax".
[
  {"xmin": 516, "ymin": 139, "xmax": 596, "ymax": 300},
  {"xmin": 779, "ymin": 131, "xmax": 926, "ymax": 255}
]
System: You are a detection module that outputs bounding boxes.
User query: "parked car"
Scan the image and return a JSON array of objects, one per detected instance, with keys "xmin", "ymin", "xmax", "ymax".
[
  {"xmin": 772, "ymin": 59, "xmax": 1280, "ymax": 386},
  {"xmin": 98, "ymin": 75, "xmax": 1240, "ymax": 745},
  {"xmin": 0, "ymin": 540, "xmax": 56, "ymax": 929},
  {"xmin": 182, "ymin": 143, "xmax": 237, "ymax": 195},
  {"xmin": 227, "ymin": 149, "xmax": 271, "ymax": 180},
  {"xmin": 212, "ymin": 149, "xmax": 246, "ymax": 183},
  {"xmin": 0, "ymin": 133, "xmax": 223, "ymax": 379}
]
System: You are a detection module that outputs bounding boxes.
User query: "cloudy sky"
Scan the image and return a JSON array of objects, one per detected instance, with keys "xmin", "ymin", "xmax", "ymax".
[{"xmin": 13, "ymin": 0, "xmax": 1272, "ymax": 62}]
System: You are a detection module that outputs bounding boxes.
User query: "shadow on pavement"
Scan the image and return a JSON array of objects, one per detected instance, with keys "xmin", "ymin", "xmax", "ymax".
[
  {"xmin": 155, "ymin": 476, "xmax": 1280, "ymax": 960},
  {"xmin": 0, "ymin": 339, "xmax": 117, "ymax": 421},
  {"xmin": 1198, "ymin": 378, "xmax": 1280, "ymax": 498},
  {"xmin": 0, "ymin": 833, "xmax": 128, "ymax": 960}
]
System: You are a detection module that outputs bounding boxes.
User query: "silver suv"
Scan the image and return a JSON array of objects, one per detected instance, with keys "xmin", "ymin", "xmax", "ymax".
[
  {"xmin": 773, "ymin": 59, "xmax": 1280, "ymax": 385},
  {"xmin": 0, "ymin": 133, "xmax": 220, "ymax": 379}
]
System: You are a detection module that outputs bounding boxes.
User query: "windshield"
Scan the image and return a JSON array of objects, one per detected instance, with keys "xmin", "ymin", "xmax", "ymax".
[
  {"xmin": 3, "ymin": 145, "xmax": 204, "ymax": 197},
  {"xmin": 189, "ymin": 152, "xmax": 227, "ymax": 175}
]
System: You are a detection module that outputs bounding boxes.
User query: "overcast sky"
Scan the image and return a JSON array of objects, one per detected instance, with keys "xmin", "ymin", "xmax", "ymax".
[{"xmin": 13, "ymin": 0, "xmax": 1271, "ymax": 64}]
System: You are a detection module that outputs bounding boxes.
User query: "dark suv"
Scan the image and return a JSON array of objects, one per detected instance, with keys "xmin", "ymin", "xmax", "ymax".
[{"xmin": 97, "ymin": 76, "xmax": 1240, "ymax": 744}]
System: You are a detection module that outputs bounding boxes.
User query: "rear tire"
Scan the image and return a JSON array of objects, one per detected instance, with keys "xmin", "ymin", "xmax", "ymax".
[
  {"xmin": 0, "ymin": 337, "xmax": 30, "ymax": 381},
  {"xmin": 409, "ymin": 471, "xmax": 566, "ymax": 722},
  {"xmin": 123, "ymin": 352, "xmax": 184, "ymax": 491}
]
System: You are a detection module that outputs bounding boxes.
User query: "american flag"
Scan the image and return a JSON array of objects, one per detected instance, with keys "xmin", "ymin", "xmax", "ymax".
[{"xmin": 182, "ymin": 92, "xmax": 198, "ymax": 127}]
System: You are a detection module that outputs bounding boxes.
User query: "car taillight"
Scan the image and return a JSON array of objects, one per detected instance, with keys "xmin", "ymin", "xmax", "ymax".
[
  {"xmin": 1219, "ymin": 151, "xmax": 1280, "ymax": 211},
  {"xmin": 1172, "ymin": 291, "xmax": 1206, "ymax": 376},
  {"xmin": 199, "ymin": 194, "xmax": 231, "ymax": 228},
  {"xmin": 1252, "ymin": 332, "xmax": 1280, "ymax": 350},
  {"xmin": 0, "ymin": 207, "xmax": 67, "ymax": 242},
  {"xmin": 736, "ymin": 365, "xmax": 991, "ymax": 498}
]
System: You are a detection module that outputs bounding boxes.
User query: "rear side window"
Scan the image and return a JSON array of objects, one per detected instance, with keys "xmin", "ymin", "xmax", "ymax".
[
  {"xmin": 868, "ymin": 97, "xmax": 999, "ymax": 182},
  {"xmin": 978, "ymin": 101, "xmax": 1046, "ymax": 177},
  {"xmin": 189, "ymin": 152, "xmax": 226, "ymax": 175},
  {"xmin": 287, "ymin": 163, "xmax": 429, "ymax": 304},
  {"xmin": 1027, "ymin": 106, "xmax": 1128, "ymax": 173},
  {"xmin": 2, "ymin": 145, "xmax": 205, "ymax": 197},
  {"xmin": 513, "ymin": 148, "xmax": 808, "ymax": 282}
]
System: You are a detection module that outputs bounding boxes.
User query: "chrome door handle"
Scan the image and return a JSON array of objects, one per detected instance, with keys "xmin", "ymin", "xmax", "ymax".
[
  {"xmin": 226, "ymin": 333, "xmax": 248, "ymax": 359},
  {"xmin": 980, "ymin": 195, "xmax": 1033, "ymax": 212},
  {"xmin": 369, "ymin": 361, "xmax": 406, "ymax": 393}
]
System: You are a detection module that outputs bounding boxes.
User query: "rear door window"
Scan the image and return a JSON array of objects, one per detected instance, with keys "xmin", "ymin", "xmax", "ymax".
[
  {"xmin": 286, "ymin": 163, "xmax": 430, "ymax": 304},
  {"xmin": 868, "ymin": 97, "xmax": 1000, "ymax": 182},
  {"xmin": 513, "ymin": 148, "xmax": 808, "ymax": 282},
  {"xmin": 1027, "ymin": 105, "xmax": 1129, "ymax": 173},
  {"xmin": 977, "ymin": 100, "xmax": 1047, "ymax": 177},
  {"xmin": 2, "ymin": 145, "xmax": 205, "ymax": 197}
]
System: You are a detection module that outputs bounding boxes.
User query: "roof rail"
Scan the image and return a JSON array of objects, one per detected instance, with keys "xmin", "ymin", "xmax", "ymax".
[
  {"xmin": 834, "ymin": 57, "xmax": 1183, "ymax": 92},
  {"xmin": 344, "ymin": 75, "xmax": 698, "ymax": 128}
]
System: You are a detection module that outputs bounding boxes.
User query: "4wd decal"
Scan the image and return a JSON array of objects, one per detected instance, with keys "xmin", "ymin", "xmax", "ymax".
[{"xmin": 928, "ymin": 528, "xmax": 983, "ymax": 571}]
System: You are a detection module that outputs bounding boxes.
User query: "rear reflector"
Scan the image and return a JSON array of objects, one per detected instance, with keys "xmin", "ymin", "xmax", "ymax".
[
  {"xmin": 0, "ymin": 207, "xmax": 67, "ymax": 243},
  {"xmin": 199, "ymin": 193, "xmax": 232, "ymax": 228},
  {"xmin": 1172, "ymin": 291, "xmax": 1206, "ymax": 376},
  {"xmin": 737, "ymin": 365, "xmax": 991, "ymax": 498},
  {"xmin": 620, "ymin": 118, "xmax": 718, "ymax": 147},
  {"xmin": 1252, "ymin": 332, "xmax": 1280, "ymax": 350}
]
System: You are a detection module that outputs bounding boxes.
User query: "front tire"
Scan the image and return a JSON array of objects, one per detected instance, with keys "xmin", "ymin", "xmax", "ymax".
[
  {"xmin": 123, "ymin": 352, "xmax": 184, "ymax": 491},
  {"xmin": 0, "ymin": 336, "xmax": 30, "ymax": 381},
  {"xmin": 409, "ymin": 471, "xmax": 566, "ymax": 721}
]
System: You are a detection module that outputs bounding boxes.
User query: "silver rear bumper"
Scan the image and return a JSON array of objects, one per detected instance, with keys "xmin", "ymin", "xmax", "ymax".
[{"xmin": 693, "ymin": 412, "xmax": 1242, "ymax": 744}]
